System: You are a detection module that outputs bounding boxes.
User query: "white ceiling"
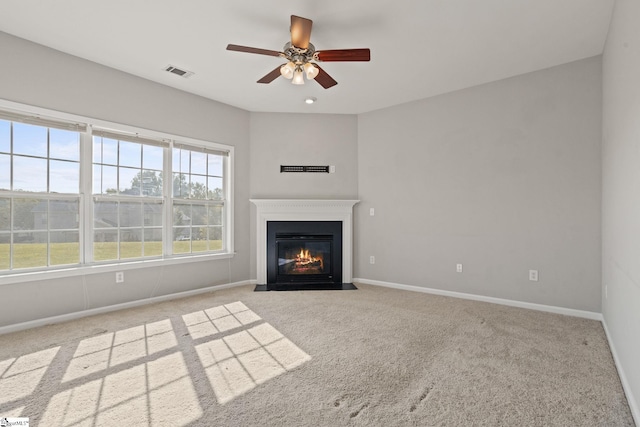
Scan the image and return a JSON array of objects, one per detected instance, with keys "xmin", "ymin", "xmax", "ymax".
[{"xmin": 0, "ymin": 0, "xmax": 614, "ymax": 114}]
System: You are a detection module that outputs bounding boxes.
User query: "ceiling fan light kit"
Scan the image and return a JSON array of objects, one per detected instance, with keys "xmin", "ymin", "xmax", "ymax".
[
  {"xmin": 227, "ymin": 15, "xmax": 370, "ymax": 89},
  {"xmin": 292, "ymin": 68, "xmax": 305, "ymax": 85},
  {"xmin": 304, "ymin": 63, "xmax": 319, "ymax": 80},
  {"xmin": 280, "ymin": 62, "xmax": 295, "ymax": 79}
]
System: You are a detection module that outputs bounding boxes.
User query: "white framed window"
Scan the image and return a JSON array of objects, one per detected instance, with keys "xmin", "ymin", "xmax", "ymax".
[
  {"xmin": 172, "ymin": 144, "xmax": 227, "ymax": 254},
  {"xmin": 92, "ymin": 130, "xmax": 167, "ymax": 261},
  {"xmin": 0, "ymin": 102, "xmax": 234, "ymax": 275},
  {"xmin": 0, "ymin": 112, "xmax": 84, "ymax": 271}
]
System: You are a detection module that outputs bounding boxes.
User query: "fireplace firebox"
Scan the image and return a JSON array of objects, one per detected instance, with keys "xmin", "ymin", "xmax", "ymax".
[
  {"xmin": 261, "ymin": 221, "xmax": 354, "ymax": 290},
  {"xmin": 277, "ymin": 235, "xmax": 332, "ymax": 281}
]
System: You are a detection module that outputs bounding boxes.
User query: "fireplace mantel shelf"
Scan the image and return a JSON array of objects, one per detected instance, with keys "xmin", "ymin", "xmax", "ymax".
[
  {"xmin": 250, "ymin": 199, "xmax": 359, "ymax": 210},
  {"xmin": 251, "ymin": 199, "xmax": 359, "ymax": 285}
]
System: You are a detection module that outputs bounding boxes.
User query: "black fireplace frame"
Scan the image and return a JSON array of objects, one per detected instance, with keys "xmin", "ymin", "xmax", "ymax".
[{"xmin": 263, "ymin": 220, "xmax": 349, "ymax": 290}]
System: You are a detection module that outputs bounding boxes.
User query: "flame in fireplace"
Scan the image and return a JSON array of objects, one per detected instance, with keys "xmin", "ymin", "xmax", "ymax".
[{"xmin": 295, "ymin": 248, "xmax": 323, "ymax": 270}]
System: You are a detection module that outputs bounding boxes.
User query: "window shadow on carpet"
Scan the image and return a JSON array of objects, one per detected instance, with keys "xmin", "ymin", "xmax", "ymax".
[{"xmin": 0, "ymin": 301, "xmax": 311, "ymax": 425}]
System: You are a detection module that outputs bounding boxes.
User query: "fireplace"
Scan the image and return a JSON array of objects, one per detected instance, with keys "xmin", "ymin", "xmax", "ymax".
[
  {"xmin": 251, "ymin": 199, "xmax": 359, "ymax": 291},
  {"xmin": 267, "ymin": 221, "xmax": 342, "ymax": 287}
]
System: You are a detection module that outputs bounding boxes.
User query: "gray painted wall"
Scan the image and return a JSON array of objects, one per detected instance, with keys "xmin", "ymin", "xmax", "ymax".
[
  {"xmin": 249, "ymin": 113, "xmax": 358, "ymax": 199},
  {"xmin": 602, "ymin": 0, "xmax": 640, "ymax": 419},
  {"xmin": 0, "ymin": 32, "xmax": 251, "ymax": 327},
  {"xmin": 248, "ymin": 112, "xmax": 359, "ymax": 278},
  {"xmin": 355, "ymin": 57, "xmax": 602, "ymax": 312}
]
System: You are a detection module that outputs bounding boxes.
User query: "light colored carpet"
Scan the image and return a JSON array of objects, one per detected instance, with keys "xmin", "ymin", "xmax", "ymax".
[{"xmin": 0, "ymin": 283, "xmax": 634, "ymax": 426}]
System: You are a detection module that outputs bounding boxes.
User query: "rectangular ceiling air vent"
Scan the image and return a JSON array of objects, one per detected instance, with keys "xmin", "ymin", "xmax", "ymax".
[{"xmin": 164, "ymin": 65, "xmax": 194, "ymax": 78}]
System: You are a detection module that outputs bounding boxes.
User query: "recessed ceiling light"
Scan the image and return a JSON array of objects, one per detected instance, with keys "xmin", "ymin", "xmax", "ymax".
[{"xmin": 305, "ymin": 97, "xmax": 317, "ymax": 105}]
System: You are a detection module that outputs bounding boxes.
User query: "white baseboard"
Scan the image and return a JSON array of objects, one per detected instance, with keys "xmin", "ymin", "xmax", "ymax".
[
  {"xmin": 354, "ymin": 278, "xmax": 603, "ymax": 321},
  {"xmin": 0, "ymin": 279, "xmax": 253, "ymax": 335},
  {"xmin": 602, "ymin": 318, "xmax": 640, "ymax": 427}
]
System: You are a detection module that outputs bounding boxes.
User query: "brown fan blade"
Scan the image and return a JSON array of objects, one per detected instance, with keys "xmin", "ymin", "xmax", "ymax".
[
  {"xmin": 227, "ymin": 44, "xmax": 282, "ymax": 57},
  {"xmin": 314, "ymin": 65, "xmax": 338, "ymax": 89},
  {"xmin": 290, "ymin": 15, "xmax": 313, "ymax": 49},
  {"xmin": 316, "ymin": 49, "xmax": 371, "ymax": 62},
  {"xmin": 257, "ymin": 66, "xmax": 283, "ymax": 84}
]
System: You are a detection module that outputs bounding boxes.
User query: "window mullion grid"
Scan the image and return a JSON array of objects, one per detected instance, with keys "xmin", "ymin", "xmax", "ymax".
[
  {"xmin": 46, "ymin": 199, "xmax": 51, "ymax": 267},
  {"xmin": 7, "ymin": 124, "xmax": 13, "ymax": 270},
  {"xmin": 117, "ymin": 140, "xmax": 121, "ymax": 195},
  {"xmin": 47, "ymin": 128, "xmax": 51, "ymax": 194},
  {"xmin": 9, "ymin": 196, "xmax": 13, "ymax": 271},
  {"xmin": 81, "ymin": 129, "xmax": 94, "ymax": 264},
  {"xmin": 9, "ymin": 122, "xmax": 13, "ymax": 192},
  {"xmin": 140, "ymin": 197, "xmax": 145, "ymax": 258},
  {"xmin": 188, "ymin": 149, "xmax": 192, "ymax": 183},
  {"xmin": 163, "ymin": 143, "xmax": 172, "ymax": 256},
  {"xmin": 116, "ymin": 200, "xmax": 121, "ymax": 260},
  {"xmin": 224, "ymin": 149, "xmax": 232, "ymax": 254}
]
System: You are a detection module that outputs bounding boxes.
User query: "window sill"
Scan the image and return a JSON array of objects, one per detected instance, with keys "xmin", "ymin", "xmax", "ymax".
[{"xmin": 0, "ymin": 252, "xmax": 235, "ymax": 286}]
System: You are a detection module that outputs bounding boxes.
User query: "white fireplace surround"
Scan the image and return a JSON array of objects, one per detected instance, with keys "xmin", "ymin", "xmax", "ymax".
[{"xmin": 251, "ymin": 199, "xmax": 359, "ymax": 284}]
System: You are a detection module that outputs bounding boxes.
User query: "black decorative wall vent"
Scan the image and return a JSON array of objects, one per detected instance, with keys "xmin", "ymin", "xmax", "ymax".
[{"xmin": 280, "ymin": 165, "xmax": 329, "ymax": 173}]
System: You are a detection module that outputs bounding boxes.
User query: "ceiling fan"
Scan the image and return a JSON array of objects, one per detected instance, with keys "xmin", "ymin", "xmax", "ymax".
[{"xmin": 226, "ymin": 15, "xmax": 370, "ymax": 89}]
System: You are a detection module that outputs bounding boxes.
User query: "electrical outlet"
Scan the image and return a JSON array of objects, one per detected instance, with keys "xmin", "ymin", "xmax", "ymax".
[
  {"xmin": 369, "ymin": 256, "xmax": 375, "ymax": 264},
  {"xmin": 115, "ymin": 271, "xmax": 124, "ymax": 283},
  {"xmin": 529, "ymin": 270, "xmax": 538, "ymax": 282},
  {"xmin": 456, "ymin": 263, "xmax": 463, "ymax": 273},
  {"xmin": 369, "ymin": 208, "xmax": 375, "ymax": 216}
]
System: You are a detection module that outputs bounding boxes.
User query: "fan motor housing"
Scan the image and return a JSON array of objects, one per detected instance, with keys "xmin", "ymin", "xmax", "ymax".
[{"xmin": 283, "ymin": 42, "xmax": 316, "ymax": 65}]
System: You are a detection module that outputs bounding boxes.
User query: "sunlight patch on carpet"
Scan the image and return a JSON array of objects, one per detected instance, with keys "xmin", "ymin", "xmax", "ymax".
[
  {"xmin": 62, "ymin": 319, "xmax": 177, "ymax": 382},
  {"xmin": 0, "ymin": 347, "xmax": 59, "ymax": 405},
  {"xmin": 1, "ymin": 301, "xmax": 310, "ymax": 422},
  {"xmin": 40, "ymin": 351, "xmax": 202, "ymax": 426},
  {"xmin": 193, "ymin": 302, "xmax": 311, "ymax": 405},
  {"xmin": 182, "ymin": 300, "xmax": 261, "ymax": 339}
]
